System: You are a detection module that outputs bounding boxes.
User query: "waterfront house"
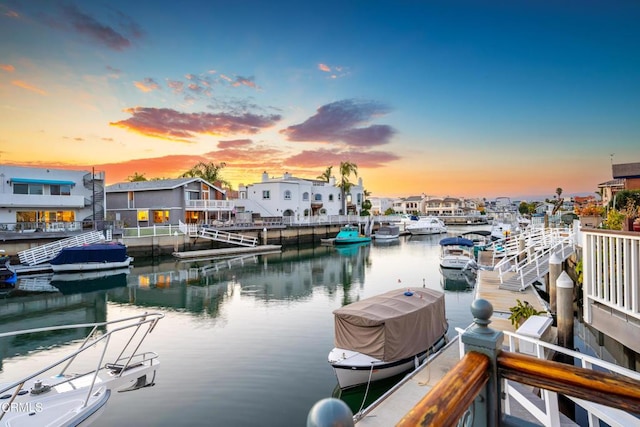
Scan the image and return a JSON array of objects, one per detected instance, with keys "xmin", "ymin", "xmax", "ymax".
[
  {"xmin": 0, "ymin": 165, "xmax": 104, "ymax": 231},
  {"xmin": 236, "ymin": 172, "xmax": 365, "ymax": 220},
  {"xmin": 105, "ymin": 178, "xmax": 230, "ymax": 227},
  {"xmin": 598, "ymin": 161, "xmax": 640, "ymax": 207},
  {"xmin": 368, "ymin": 197, "xmax": 395, "ymax": 215}
]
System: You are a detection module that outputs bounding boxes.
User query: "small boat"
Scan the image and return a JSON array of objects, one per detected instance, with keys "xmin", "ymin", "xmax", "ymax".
[
  {"xmin": 0, "ymin": 251, "xmax": 17, "ymax": 286},
  {"xmin": 372, "ymin": 225, "xmax": 400, "ymax": 240},
  {"xmin": 49, "ymin": 242, "xmax": 133, "ymax": 272},
  {"xmin": 328, "ymin": 287, "xmax": 448, "ymax": 389},
  {"xmin": 0, "ymin": 312, "xmax": 162, "ymax": 426},
  {"xmin": 440, "ymin": 266, "xmax": 475, "ymax": 291},
  {"xmin": 405, "ymin": 217, "xmax": 447, "ymax": 235},
  {"xmin": 334, "ymin": 225, "xmax": 371, "ymax": 245},
  {"xmin": 439, "ymin": 236, "xmax": 476, "ymax": 269}
]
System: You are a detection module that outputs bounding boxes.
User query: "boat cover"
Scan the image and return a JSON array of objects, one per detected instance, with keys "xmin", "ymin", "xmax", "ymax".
[
  {"xmin": 439, "ymin": 237, "xmax": 475, "ymax": 247},
  {"xmin": 333, "ymin": 288, "xmax": 447, "ymax": 361},
  {"xmin": 50, "ymin": 243, "xmax": 129, "ymax": 265}
]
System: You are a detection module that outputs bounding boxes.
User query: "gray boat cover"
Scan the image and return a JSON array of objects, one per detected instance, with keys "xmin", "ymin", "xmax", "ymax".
[{"xmin": 333, "ymin": 288, "xmax": 447, "ymax": 361}]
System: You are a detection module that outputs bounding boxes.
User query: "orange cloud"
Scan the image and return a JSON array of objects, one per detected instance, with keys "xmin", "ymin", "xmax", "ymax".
[
  {"xmin": 318, "ymin": 63, "xmax": 331, "ymax": 72},
  {"xmin": 1, "ymin": 64, "xmax": 15, "ymax": 72},
  {"xmin": 11, "ymin": 80, "xmax": 47, "ymax": 95},
  {"xmin": 134, "ymin": 78, "xmax": 160, "ymax": 92}
]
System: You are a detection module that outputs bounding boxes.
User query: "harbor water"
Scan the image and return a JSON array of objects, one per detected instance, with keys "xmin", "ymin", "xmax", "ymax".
[{"xmin": 0, "ymin": 227, "xmax": 481, "ymax": 426}]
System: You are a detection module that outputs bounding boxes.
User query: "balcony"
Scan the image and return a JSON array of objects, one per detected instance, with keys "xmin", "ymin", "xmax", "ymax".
[
  {"xmin": 185, "ymin": 199, "xmax": 234, "ymax": 211},
  {"xmin": 0, "ymin": 194, "xmax": 86, "ymax": 208}
]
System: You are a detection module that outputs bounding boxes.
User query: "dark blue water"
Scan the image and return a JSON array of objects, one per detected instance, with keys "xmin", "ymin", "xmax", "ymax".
[{"xmin": 0, "ymin": 228, "xmax": 480, "ymax": 426}]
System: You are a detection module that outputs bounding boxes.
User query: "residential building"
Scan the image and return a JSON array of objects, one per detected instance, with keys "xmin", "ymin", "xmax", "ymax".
[
  {"xmin": 105, "ymin": 178, "xmax": 229, "ymax": 227},
  {"xmin": 368, "ymin": 197, "xmax": 395, "ymax": 215},
  {"xmin": 236, "ymin": 172, "xmax": 365, "ymax": 219},
  {"xmin": 0, "ymin": 165, "xmax": 104, "ymax": 231},
  {"xmin": 598, "ymin": 161, "xmax": 640, "ymax": 207}
]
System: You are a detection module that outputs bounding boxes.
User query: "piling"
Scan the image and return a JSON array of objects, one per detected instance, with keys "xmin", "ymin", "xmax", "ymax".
[
  {"xmin": 557, "ymin": 271, "xmax": 574, "ymax": 349},
  {"xmin": 548, "ymin": 253, "xmax": 562, "ymax": 314}
]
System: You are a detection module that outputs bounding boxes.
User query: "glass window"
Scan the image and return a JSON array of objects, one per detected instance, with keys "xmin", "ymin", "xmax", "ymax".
[
  {"xmin": 137, "ymin": 210, "xmax": 149, "ymax": 221},
  {"xmin": 314, "ymin": 194, "xmax": 322, "ymax": 201},
  {"xmin": 284, "ymin": 190, "xmax": 291, "ymax": 200},
  {"xmin": 50, "ymin": 184, "xmax": 71, "ymax": 196},
  {"xmin": 13, "ymin": 184, "xmax": 28, "ymax": 194},
  {"xmin": 262, "ymin": 190, "xmax": 270, "ymax": 199},
  {"xmin": 302, "ymin": 192, "xmax": 309, "ymax": 201},
  {"xmin": 329, "ymin": 194, "xmax": 334, "ymax": 202},
  {"xmin": 30, "ymin": 184, "xmax": 43, "ymax": 195}
]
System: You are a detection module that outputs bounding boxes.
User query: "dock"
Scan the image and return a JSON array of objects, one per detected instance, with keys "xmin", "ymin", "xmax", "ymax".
[{"xmin": 172, "ymin": 244, "xmax": 282, "ymax": 260}]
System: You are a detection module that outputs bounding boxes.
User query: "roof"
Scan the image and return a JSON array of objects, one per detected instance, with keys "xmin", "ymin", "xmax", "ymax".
[
  {"xmin": 106, "ymin": 177, "xmax": 224, "ymax": 193},
  {"xmin": 333, "ymin": 288, "xmax": 447, "ymax": 361},
  {"xmin": 597, "ymin": 178, "xmax": 625, "ymax": 188},
  {"xmin": 612, "ymin": 162, "xmax": 640, "ymax": 179}
]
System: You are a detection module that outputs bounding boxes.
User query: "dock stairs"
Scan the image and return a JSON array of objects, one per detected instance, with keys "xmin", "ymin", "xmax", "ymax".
[
  {"xmin": 17, "ymin": 231, "xmax": 108, "ymax": 266},
  {"xmin": 179, "ymin": 221, "xmax": 257, "ymax": 247},
  {"xmin": 493, "ymin": 227, "xmax": 576, "ymax": 292}
]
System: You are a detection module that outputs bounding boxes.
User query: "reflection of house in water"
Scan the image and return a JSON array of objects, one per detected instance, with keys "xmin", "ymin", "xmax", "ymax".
[
  {"xmin": 111, "ymin": 244, "xmax": 370, "ymax": 313},
  {"xmin": 0, "ymin": 291, "xmax": 107, "ymax": 368}
]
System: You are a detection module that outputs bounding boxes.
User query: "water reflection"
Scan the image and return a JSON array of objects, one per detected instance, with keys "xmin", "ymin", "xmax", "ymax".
[{"xmin": 440, "ymin": 267, "xmax": 476, "ymax": 292}]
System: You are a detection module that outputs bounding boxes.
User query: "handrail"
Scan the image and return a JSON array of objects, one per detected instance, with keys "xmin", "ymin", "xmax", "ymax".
[
  {"xmin": 497, "ymin": 351, "xmax": 640, "ymax": 413},
  {"xmin": 396, "ymin": 351, "xmax": 489, "ymax": 426},
  {"xmin": 0, "ymin": 312, "xmax": 163, "ymax": 418}
]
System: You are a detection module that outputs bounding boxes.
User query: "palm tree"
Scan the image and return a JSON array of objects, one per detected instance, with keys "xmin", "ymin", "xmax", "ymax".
[
  {"xmin": 338, "ymin": 161, "xmax": 358, "ymax": 215},
  {"xmin": 127, "ymin": 172, "xmax": 147, "ymax": 182},
  {"xmin": 181, "ymin": 161, "xmax": 231, "ymax": 188},
  {"xmin": 317, "ymin": 166, "xmax": 333, "ymax": 182}
]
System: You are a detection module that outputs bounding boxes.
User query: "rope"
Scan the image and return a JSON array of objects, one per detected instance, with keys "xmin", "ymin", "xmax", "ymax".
[{"xmin": 355, "ymin": 362, "xmax": 376, "ymax": 418}]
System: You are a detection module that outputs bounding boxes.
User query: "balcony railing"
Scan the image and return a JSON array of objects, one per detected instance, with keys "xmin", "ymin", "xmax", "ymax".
[
  {"xmin": 185, "ymin": 200, "xmax": 234, "ymax": 210},
  {"xmin": 582, "ymin": 228, "xmax": 640, "ymax": 326}
]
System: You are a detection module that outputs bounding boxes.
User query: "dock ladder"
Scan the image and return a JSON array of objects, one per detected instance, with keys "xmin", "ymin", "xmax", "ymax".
[{"xmin": 17, "ymin": 231, "xmax": 107, "ymax": 266}]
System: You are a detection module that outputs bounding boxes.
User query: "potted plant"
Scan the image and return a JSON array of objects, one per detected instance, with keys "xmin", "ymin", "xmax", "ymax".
[{"xmin": 508, "ymin": 299, "xmax": 544, "ymax": 328}]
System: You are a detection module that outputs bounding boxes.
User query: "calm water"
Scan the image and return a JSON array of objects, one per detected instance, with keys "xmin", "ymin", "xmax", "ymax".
[{"xmin": 0, "ymin": 226, "xmax": 483, "ymax": 426}]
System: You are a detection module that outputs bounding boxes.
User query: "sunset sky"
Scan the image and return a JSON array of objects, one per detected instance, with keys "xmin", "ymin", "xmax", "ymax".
[{"xmin": 1, "ymin": 1, "xmax": 638, "ymax": 199}]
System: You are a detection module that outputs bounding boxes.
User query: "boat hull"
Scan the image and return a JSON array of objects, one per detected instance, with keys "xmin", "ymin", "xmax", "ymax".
[
  {"xmin": 51, "ymin": 257, "xmax": 133, "ymax": 272},
  {"xmin": 329, "ymin": 336, "xmax": 446, "ymax": 389}
]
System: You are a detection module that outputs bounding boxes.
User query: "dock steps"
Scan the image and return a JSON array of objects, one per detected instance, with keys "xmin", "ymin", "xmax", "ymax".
[{"xmin": 17, "ymin": 231, "xmax": 106, "ymax": 266}]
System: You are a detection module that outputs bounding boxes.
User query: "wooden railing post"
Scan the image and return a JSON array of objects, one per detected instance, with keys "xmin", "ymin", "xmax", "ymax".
[{"xmin": 461, "ymin": 298, "xmax": 504, "ymax": 427}]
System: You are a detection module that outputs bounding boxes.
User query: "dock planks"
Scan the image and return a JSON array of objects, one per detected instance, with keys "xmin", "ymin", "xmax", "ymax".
[{"xmin": 172, "ymin": 244, "xmax": 282, "ymax": 259}]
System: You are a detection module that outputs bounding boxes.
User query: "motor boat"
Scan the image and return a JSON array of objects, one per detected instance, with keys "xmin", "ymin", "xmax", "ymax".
[
  {"xmin": 334, "ymin": 225, "xmax": 371, "ymax": 245},
  {"xmin": 372, "ymin": 225, "xmax": 400, "ymax": 240},
  {"xmin": 49, "ymin": 242, "xmax": 133, "ymax": 272},
  {"xmin": 405, "ymin": 217, "xmax": 447, "ymax": 235},
  {"xmin": 0, "ymin": 312, "xmax": 162, "ymax": 426},
  {"xmin": 328, "ymin": 288, "xmax": 448, "ymax": 389},
  {"xmin": 439, "ymin": 236, "xmax": 476, "ymax": 269}
]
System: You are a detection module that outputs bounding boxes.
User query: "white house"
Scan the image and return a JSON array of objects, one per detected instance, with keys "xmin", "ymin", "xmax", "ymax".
[
  {"xmin": 236, "ymin": 172, "xmax": 365, "ymax": 219},
  {"xmin": 0, "ymin": 165, "xmax": 105, "ymax": 231}
]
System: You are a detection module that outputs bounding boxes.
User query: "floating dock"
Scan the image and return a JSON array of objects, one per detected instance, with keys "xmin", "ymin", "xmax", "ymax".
[{"xmin": 172, "ymin": 244, "xmax": 282, "ymax": 260}]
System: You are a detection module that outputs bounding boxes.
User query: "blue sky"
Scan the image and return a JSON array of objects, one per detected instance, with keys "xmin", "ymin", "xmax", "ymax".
[{"xmin": 1, "ymin": 0, "xmax": 638, "ymax": 199}]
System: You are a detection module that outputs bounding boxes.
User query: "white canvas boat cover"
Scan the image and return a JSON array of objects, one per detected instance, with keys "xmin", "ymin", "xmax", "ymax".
[{"xmin": 333, "ymin": 288, "xmax": 447, "ymax": 361}]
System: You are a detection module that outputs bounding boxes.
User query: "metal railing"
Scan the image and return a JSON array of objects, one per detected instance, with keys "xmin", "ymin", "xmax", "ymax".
[{"xmin": 0, "ymin": 312, "xmax": 163, "ymax": 420}]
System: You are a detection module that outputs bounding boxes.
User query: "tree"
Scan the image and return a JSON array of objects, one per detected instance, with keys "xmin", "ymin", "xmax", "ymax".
[
  {"xmin": 127, "ymin": 172, "xmax": 147, "ymax": 182},
  {"xmin": 552, "ymin": 187, "xmax": 564, "ymax": 215},
  {"xmin": 181, "ymin": 161, "xmax": 231, "ymax": 188},
  {"xmin": 317, "ymin": 166, "xmax": 333, "ymax": 182},
  {"xmin": 338, "ymin": 161, "xmax": 358, "ymax": 215}
]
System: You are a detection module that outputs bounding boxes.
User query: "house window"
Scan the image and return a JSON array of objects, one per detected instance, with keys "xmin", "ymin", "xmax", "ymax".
[
  {"xmin": 284, "ymin": 190, "xmax": 291, "ymax": 200},
  {"xmin": 314, "ymin": 194, "xmax": 322, "ymax": 201},
  {"xmin": 153, "ymin": 210, "xmax": 169, "ymax": 223},
  {"xmin": 329, "ymin": 194, "xmax": 334, "ymax": 202},
  {"xmin": 302, "ymin": 192, "xmax": 309, "ymax": 201},
  {"xmin": 13, "ymin": 183, "xmax": 43, "ymax": 195},
  {"xmin": 128, "ymin": 191, "xmax": 134, "ymax": 209},
  {"xmin": 262, "ymin": 190, "xmax": 270, "ymax": 199},
  {"xmin": 137, "ymin": 210, "xmax": 149, "ymax": 222},
  {"xmin": 50, "ymin": 184, "xmax": 71, "ymax": 196},
  {"xmin": 357, "ymin": 194, "xmax": 362, "ymax": 204}
]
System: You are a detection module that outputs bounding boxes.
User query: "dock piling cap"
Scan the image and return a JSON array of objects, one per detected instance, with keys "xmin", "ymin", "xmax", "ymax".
[
  {"xmin": 307, "ymin": 398, "xmax": 354, "ymax": 427},
  {"xmin": 557, "ymin": 271, "xmax": 574, "ymax": 288}
]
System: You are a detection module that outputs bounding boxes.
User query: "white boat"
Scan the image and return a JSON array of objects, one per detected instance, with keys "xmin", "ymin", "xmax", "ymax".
[
  {"xmin": 328, "ymin": 288, "xmax": 448, "ymax": 389},
  {"xmin": 405, "ymin": 217, "xmax": 447, "ymax": 235},
  {"xmin": 0, "ymin": 312, "xmax": 162, "ymax": 427},
  {"xmin": 372, "ymin": 225, "xmax": 400, "ymax": 240},
  {"xmin": 439, "ymin": 236, "xmax": 476, "ymax": 269},
  {"xmin": 49, "ymin": 242, "xmax": 133, "ymax": 272}
]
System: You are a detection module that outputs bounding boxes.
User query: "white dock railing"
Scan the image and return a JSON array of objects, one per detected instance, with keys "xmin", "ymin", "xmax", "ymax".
[{"xmin": 582, "ymin": 228, "xmax": 640, "ymax": 326}]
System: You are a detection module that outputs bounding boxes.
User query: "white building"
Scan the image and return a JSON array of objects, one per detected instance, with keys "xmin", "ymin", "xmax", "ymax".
[
  {"xmin": 236, "ymin": 172, "xmax": 365, "ymax": 219},
  {"xmin": 0, "ymin": 165, "xmax": 105, "ymax": 231},
  {"xmin": 368, "ymin": 197, "xmax": 395, "ymax": 215}
]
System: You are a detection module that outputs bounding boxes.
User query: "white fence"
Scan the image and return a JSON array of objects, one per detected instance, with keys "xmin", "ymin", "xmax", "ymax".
[{"xmin": 582, "ymin": 228, "xmax": 640, "ymax": 326}]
